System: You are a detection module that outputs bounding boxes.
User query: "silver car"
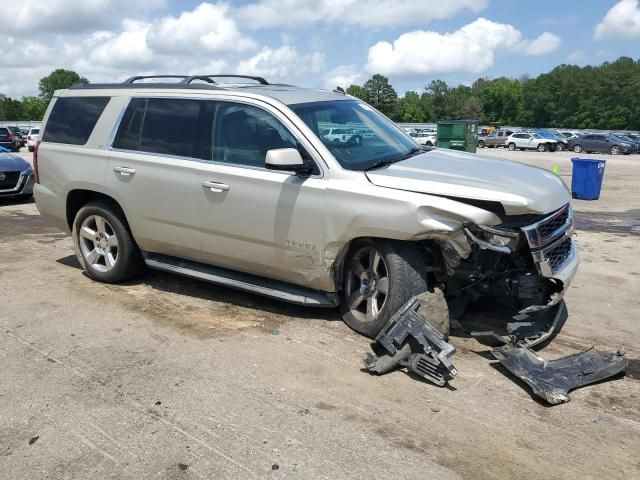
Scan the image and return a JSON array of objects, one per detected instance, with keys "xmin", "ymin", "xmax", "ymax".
[{"xmin": 34, "ymin": 75, "xmax": 579, "ymax": 337}]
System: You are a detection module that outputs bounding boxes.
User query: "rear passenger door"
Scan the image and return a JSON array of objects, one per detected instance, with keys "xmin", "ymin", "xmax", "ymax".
[
  {"xmin": 192, "ymin": 100, "xmax": 327, "ymax": 290},
  {"xmin": 107, "ymin": 97, "xmax": 214, "ymax": 258}
]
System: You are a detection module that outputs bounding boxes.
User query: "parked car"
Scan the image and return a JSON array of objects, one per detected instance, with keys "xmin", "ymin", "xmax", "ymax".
[
  {"xmin": 34, "ymin": 74, "xmax": 578, "ymax": 338},
  {"xmin": 506, "ymin": 132, "xmax": 557, "ymax": 152},
  {"xmin": 26, "ymin": 128, "xmax": 40, "ymax": 152},
  {"xmin": 477, "ymin": 129, "xmax": 512, "ymax": 148},
  {"xmin": 410, "ymin": 129, "xmax": 437, "ymax": 146},
  {"xmin": 0, "ymin": 127, "xmax": 20, "ymax": 152},
  {"xmin": 568, "ymin": 133, "xmax": 633, "ymax": 155},
  {"xmin": 612, "ymin": 133, "xmax": 640, "ymax": 153},
  {"xmin": 0, "ymin": 151, "xmax": 35, "ymax": 201},
  {"xmin": 7, "ymin": 126, "xmax": 26, "ymax": 147},
  {"xmin": 537, "ymin": 130, "xmax": 568, "ymax": 151}
]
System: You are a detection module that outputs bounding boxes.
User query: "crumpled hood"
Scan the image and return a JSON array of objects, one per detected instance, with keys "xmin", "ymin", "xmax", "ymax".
[
  {"xmin": 365, "ymin": 149, "xmax": 570, "ymax": 215},
  {"xmin": 0, "ymin": 153, "xmax": 30, "ymax": 172}
]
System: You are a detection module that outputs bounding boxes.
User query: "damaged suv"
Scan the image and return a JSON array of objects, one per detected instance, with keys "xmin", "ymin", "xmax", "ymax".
[{"xmin": 34, "ymin": 75, "xmax": 579, "ymax": 338}]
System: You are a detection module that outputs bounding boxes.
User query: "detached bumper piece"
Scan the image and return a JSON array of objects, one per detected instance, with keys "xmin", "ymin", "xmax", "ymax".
[
  {"xmin": 492, "ymin": 345, "xmax": 627, "ymax": 405},
  {"xmin": 363, "ymin": 295, "xmax": 457, "ymax": 387}
]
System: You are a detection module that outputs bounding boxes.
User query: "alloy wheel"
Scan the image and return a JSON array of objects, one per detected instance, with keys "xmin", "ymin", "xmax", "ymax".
[
  {"xmin": 78, "ymin": 215, "xmax": 119, "ymax": 272},
  {"xmin": 344, "ymin": 246, "xmax": 389, "ymax": 324}
]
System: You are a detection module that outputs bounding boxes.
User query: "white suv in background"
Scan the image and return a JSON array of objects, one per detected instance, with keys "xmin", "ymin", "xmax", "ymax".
[
  {"xmin": 506, "ymin": 132, "xmax": 558, "ymax": 152},
  {"xmin": 27, "ymin": 128, "xmax": 40, "ymax": 152}
]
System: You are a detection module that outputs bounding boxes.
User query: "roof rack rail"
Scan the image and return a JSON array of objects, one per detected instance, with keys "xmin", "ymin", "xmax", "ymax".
[
  {"xmin": 122, "ymin": 75, "xmax": 189, "ymax": 84},
  {"xmin": 181, "ymin": 75, "xmax": 269, "ymax": 85}
]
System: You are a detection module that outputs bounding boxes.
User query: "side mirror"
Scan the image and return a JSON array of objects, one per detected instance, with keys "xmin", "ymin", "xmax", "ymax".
[{"xmin": 265, "ymin": 148, "xmax": 312, "ymax": 175}]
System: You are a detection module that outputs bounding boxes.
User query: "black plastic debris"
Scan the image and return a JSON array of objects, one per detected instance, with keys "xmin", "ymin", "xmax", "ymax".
[
  {"xmin": 471, "ymin": 300, "xmax": 568, "ymax": 348},
  {"xmin": 492, "ymin": 344, "xmax": 627, "ymax": 404},
  {"xmin": 364, "ymin": 294, "xmax": 457, "ymax": 387}
]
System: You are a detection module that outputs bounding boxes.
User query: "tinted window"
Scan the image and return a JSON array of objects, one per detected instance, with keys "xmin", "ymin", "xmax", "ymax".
[
  {"xmin": 213, "ymin": 102, "xmax": 297, "ymax": 168},
  {"xmin": 31, "ymin": 129, "xmax": 40, "ymax": 134},
  {"xmin": 139, "ymin": 98, "xmax": 213, "ymax": 160},
  {"xmin": 113, "ymin": 98, "xmax": 146, "ymax": 151},
  {"xmin": 42, "ymin": 96, "xmax": 110, "ymax": 145}
]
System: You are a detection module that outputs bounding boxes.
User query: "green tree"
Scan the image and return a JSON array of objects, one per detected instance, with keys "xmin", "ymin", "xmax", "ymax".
[
  {"xmin": 398, "ymin": 91, "xmax": 426, "ymax": 122},
  {"xmin": 20, "ymin": 96, "xmax": 47, "ymax": 120},
  {"xmin": 346, "ymin": 84, "xmax": 370, "ymax": 103},
  {"xmin": 363, "ymin": 74, "xmax": 398, "ymax": 117},
  {"xmin": 38, "ymin": 69, "xmax": 88, "ymax": 104},
  {"xmin": 0, "ymin": 94, "xmax": 22, "ymax": 121}
]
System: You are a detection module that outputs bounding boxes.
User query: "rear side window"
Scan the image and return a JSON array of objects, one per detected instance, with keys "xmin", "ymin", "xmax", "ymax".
[
  {"xmin": 42, "ymin": 96, "xmax": 110, "ymax": 145},
  {"xmin": 113, "ymin": 98, "xmax": 146, "ymax": 151},
  {"xmin": 139, "ymin": 98, "xmax": 213, "ymax": 160}
]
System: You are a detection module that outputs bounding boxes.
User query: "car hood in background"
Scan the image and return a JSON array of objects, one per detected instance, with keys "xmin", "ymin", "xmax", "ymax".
[
  {"xmin": 0, "ymin": 153, "xmax": 30, "ymax": 171},
  {"xmin": 365, "ymin": 149, "xmax": 570, "ymax": 216}
]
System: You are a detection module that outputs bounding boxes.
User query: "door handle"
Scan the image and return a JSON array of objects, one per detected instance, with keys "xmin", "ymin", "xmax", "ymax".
[
  {"xmin": 202, "ymin": 181, "xmax": 230, "ymax": 193},
  {"xmin": 114, "ymin": 166, "xmax": 136, "ymax": 176}
]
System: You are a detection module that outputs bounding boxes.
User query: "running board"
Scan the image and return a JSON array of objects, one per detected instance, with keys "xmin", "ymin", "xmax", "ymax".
[{"xmin": 143, "ymin": 253, "xmax": 339, "ymax": 308}]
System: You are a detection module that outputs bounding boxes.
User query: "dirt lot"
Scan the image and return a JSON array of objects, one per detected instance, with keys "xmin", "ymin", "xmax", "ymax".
[{"xmin": 1, "ymin": 148, "xmax": 639, "ymax": 479}]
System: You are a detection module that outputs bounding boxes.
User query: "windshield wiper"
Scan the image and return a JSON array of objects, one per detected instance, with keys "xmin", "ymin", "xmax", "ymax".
[{"xmin": 365, "ymin": 147, "xmax": 421, "ymax": 171}]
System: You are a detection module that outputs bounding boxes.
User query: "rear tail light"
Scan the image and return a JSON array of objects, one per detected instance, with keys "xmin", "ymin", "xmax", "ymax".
[
  {"xmin": 28, "ymin": 135, "xmax": 32, "ymax": 141},
  {"xmin": 33, "ymin": 140, "xmax": 41, "ymax": 183}
]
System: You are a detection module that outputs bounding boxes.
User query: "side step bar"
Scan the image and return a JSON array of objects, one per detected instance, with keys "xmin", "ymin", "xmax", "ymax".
[{"xmin": 143, "ymin": 253, "xmax": 339, "ymax": 308}]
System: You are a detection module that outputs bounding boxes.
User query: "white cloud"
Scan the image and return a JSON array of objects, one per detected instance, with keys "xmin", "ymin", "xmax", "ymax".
[
  {"xmin": 365, "ymin": 18, "xmax": 561, "ymax": 77},
  {"xmin": 595, "ymin": 0, "xmax": 640, "ymax": 40},
  {"xmin": 88, "ymin": 20, "xmax": 155, "ymax": 69},
  {"xmin": 0, "ymin": 0, "xmax": 165, "ymax": 35},
  {"xmin": 522, "ymin": 32, "xmax": 561, "ymax": 55},
  {"xmin": 148, "ymin": 3, "xmax": 256, "ymax": 54},
  {"xmin": 322, "ymin": 65, "xmax": 364, "ymax": 90},
  {"xmin": 236, "ymin": 0, "xmax": 487, "ymax": 28},
  {"xmin": 566, "ymin": 50, "xmax": 586, "ymax": 64},
  {"xmin": 236, "ymin": 46, "xmax": 325, "ymax": 79}
]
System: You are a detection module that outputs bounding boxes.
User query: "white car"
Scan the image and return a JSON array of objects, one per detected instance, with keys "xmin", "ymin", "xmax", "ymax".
[
  {"xmin": 321, "ymin": 127, "xmax": 352, "ymax": 143},
  {"xmin": 410, "ymin": 131, "xmax": 437, "ymax": 146},
  {"xmin": 27, "ymin": 128, "xmax": 40, "ymax": 152},
  {"xmin": 506, "ymin": 132, "xmax": 557, "ymax": 152}
]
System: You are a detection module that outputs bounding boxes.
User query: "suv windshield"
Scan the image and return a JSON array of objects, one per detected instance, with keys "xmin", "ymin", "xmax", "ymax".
[{"xmin": 289, "ymin": 100, "xmax": 419, "ymax": 171}]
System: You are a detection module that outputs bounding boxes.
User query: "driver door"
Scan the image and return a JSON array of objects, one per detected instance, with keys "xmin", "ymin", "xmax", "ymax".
[{"xmin": 192, "ymin": 100, "xmax": 328, "ymax": 290}]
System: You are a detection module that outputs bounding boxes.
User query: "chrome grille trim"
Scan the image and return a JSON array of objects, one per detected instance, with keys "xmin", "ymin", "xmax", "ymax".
[{"xmin": 521, "ymin": 204, "xmax": 572, "ymax": 248}]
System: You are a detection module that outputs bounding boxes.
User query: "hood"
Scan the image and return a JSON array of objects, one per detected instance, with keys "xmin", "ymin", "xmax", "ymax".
[
  {"xmin": 365, "ymin": 149, "xmax": 570, "ymax": 216},
  {"xmin": 0, "ymin": 153, "xmax": 30, "ymax": 172}
]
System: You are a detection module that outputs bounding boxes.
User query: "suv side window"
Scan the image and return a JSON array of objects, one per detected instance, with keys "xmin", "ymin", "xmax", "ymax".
[
  {"xmin": 42, "ymin": 96, "xmax": 110, "ymax": 145},
  {"xmin": 139, "ymin": 98, "xmax": 214, "ymax": 160},
  {"xmin": 113, "ymin": 98, "xmax": 146, "ymax": 151},
  {"xmin": 213, "ymin": 102, "xmax": 297, "ymax": 168}
]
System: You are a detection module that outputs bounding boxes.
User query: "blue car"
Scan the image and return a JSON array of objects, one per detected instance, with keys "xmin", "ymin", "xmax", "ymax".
[
  {"xmin": 0, "ymin": 152, "xmax": 35, "ymax": 201},
  {"xmin": 537, "ymin": 130, "xmax": 568, "ymax": 151}
]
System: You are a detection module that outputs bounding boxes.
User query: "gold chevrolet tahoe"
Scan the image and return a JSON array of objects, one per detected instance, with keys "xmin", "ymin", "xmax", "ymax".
[{"xmin": 34, "ymin": 75, "xmax": 578, "ymax": 338}]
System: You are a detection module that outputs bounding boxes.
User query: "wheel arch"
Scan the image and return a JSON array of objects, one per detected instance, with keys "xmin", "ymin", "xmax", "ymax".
[{"xmin": 66, "ymin": 189, "xmax": 129, "ymax": 231}]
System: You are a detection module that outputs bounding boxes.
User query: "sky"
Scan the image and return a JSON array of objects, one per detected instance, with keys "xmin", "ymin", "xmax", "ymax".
[{"xmin": 1, "ymin": 0, "xmax": 639, "ymax": 98}]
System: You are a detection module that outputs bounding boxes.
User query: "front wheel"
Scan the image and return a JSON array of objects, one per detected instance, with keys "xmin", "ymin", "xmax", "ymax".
[
  {"xmin": 340, "ymin": 240, "xmax": 428, "ymax": 338},
  {"xmin": 508, "ymin": 142, "xmax": 516, "ymax": 151},
  {"xmin": 610, "ymin": 145, "xmax": 621, "ymax": 155},
  {"xmin": 556, "ymin": 143, "xmax": 565, "ymax": 151},
  {"xmin": 478, "ymin": 140, "xmax": 485, "ymax": 148},
  {"xmin": 537, "ymin": 143, "xmax": 547, "ymax": 152},
  {"xmin": 73, "ymin": 201, "xmax": 143, "ymax": 283},
  {"xmin": 573, "ymin": 145, "xmax": 583, "ymax": 153}
]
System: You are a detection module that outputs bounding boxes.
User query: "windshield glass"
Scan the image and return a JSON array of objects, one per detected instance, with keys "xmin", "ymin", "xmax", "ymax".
[
  {"xmin": 532, "ymin": 133, "xmax": 544, "ymax": 139},
  {"xmin": 289, "ymin": 100, "xmax": 418, "ymax": 171}
]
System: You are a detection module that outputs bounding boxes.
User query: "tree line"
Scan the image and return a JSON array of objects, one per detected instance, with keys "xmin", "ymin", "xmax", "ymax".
[
  {"xmin": 346, "ymin": 57, "xmax": 640, "ymax": 130},
  {"xmin": 2, "ymin": 58, "xmax": 639, "ymax": 130},
  {"xmin": 0, "ymin": 69, "xmax": 87, "ymax": 121}
]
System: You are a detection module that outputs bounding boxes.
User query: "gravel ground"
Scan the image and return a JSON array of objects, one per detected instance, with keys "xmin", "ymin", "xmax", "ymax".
[{"xmin": 1, "ymin": 148, "xmax": 639, "ymax": 479}]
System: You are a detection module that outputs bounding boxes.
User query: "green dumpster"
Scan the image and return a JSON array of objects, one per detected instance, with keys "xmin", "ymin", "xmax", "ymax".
[{"xmin": 436, "ymin": 120, "xmax": 478, "ymax": 153}]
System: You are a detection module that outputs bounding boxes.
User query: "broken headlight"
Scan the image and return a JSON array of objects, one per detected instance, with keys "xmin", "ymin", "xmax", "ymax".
[{"xmin": 464, "ymin": 224, "xmax": 521, "ymax": 254}]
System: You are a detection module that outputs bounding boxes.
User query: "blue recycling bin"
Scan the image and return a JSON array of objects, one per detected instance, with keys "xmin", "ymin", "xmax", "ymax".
[{"xmin": 570, "ymin": 158, "xmax": 606, "ymax": 200}]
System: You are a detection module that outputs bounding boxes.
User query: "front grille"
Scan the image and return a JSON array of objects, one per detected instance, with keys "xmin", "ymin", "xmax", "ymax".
[
  {"xmin": 545, "ymin": 237, "xmax": 573, "ymax": 271},
  {"xmin": 0, "ymin": 171, "xmax": 20, "ymax": 189},
  {"xmin": 537, "ymin": 207, "xmax": 569, "ymax": 240}
]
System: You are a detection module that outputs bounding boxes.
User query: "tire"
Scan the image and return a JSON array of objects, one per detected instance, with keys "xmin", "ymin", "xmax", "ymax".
[
  {"xmin": 537, "ymin": 143, "xmax": 547, "ymax": 152},
  {"xmin": 339, "ymin": 239, "xmax": 428, "ymax": 338},
  {"xmin": 72, "ymin": 200, "xmax": 143, "ymax": 283},
  {"xmin": 573, "ymin": 145, "xmax": 583, "ymax": 153},
  {"xmin": 478, "ymin": 140, "xmax": 485, "ymax": 148},
  {"xmin": 425, "ymin": 141, "xmax": 433, "ymax": 147},
  {"xmin": 556, "ymin": 143, "xmax": 565, "ymax": 151},
  {"xmin": 28, "ymin": 146, "xmax": 34, "ymax": 152},
  {"xmin": 609, "ymin": 145, "xmax": 620, "ymax": 155},
  {"xmin": 508, "ymin": 142, "xmax": 516, "ymax": 151}
]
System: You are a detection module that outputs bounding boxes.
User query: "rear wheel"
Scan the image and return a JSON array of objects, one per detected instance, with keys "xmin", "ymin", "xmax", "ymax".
[
  {"xmin": 73, "ymin": 201, "xmax": 143, "ymax": 283},
  {"xmin": 508, "ymin": 142, "xmax": 516, "ymax": 151},
  {"xmin": 573, "ymin": 145, "xmax": 583, "ymax": 153},
  {"xmin": 537, "ymin": 143, "xmax": 547, "ymax": 152},
  {"xmin": 556, "ymin": 143, "xmax": 565, "ymax": 151},
  {"xmin": 340, "ymin": 239, "xmax": 428, "ymax": 338},
  {"xmin": 478, "ymin": 140, "xmax": 485, "ymax": 148},
  {"xmin": 609, "ymin": 145, "xmax": 621, "ymax": 155}
]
